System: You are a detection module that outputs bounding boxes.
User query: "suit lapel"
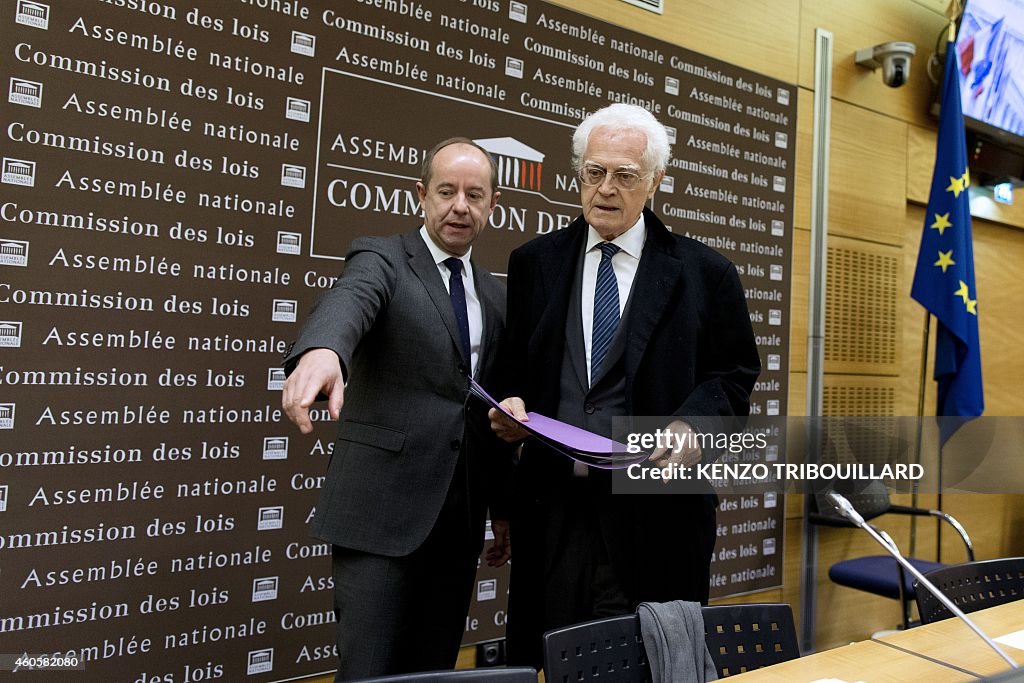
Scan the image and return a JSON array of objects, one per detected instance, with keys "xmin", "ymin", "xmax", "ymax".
[
  {"xmin": 532, "ymin": 221, "xmax": 587, "ymax": 401},
  {"xmin": 537, "ymin": 224, "xmax": 584, "ymax": 323},
  {"xmin": 564, "ymin": 248, "xmax": 589, "ymax": 391},
  {"xmin": 624, "ymin": 210, "xmax": 682, "ymax": 384},
  {"xmin": 404, "ymin": 231, "xmax": 467, "ymax": 365}
]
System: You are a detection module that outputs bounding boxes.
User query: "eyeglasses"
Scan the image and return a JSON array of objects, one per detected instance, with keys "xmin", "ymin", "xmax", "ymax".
[{"xmin": 578, "ymin": 163, "xmax": 650, "ymax": 191}]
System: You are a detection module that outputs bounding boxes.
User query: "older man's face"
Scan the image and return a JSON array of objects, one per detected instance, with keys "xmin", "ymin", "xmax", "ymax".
[{"xmin": 579, "ymin": 126, "xmax": 662, "ymax": 240}]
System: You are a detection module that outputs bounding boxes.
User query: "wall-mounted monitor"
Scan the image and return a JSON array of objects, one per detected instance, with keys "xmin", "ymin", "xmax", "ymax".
[{"xmin": 955, "ymin": 0, "xmax": 1024, "ymax": 150}]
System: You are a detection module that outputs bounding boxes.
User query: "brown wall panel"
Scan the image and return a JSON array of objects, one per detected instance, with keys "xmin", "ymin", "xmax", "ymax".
[
  {"xmin": 827, "ymin": 101, "xmax": 908, "ymax": 245},
  {"xmin": 909, "ymin": 123, "xmax": 1024, "ymax": 229}
]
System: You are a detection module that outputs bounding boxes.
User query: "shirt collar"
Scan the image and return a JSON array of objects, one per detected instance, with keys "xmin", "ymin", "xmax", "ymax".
[
  {"xmin": 419, "ymin": 226, "xmax": 472, "ymax": 270},
  {"xmin": 585, "ymin": 213, "xmax": 646, "ymax": 259}
]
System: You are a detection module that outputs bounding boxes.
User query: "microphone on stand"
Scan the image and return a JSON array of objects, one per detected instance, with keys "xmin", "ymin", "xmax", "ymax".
[{"xmin": 825, "ymin": 491, "xmax": 1019, "ymax": 669}]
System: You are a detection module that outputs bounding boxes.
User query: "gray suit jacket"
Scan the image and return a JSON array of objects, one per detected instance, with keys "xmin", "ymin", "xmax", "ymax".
[{"xmin": 284, "ymin": 229, "xmax": 508, "ymax": 557}]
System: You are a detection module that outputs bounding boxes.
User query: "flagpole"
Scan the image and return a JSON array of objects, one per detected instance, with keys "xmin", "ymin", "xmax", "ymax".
[
  {"xmin": 910, "ymin": 310, "xmax": 931, "ymax": 558},
  {"xmin": 934, "ymin": 18, "xmax": 957, "ymax": 564}
]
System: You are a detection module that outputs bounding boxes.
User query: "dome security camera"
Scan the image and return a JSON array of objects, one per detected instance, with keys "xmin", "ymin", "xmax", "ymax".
[{"xmin": 854, "ymin": 41, "xmax": 917, "ymax": 88}]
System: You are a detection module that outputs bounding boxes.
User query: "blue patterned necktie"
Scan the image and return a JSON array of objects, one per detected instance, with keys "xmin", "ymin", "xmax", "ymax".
[
  {"xmin": 591, "ymin": 242, "xmax": 620, "ymax": 381},
  {"xmin": 443, "ymin": 257, "xmax": 471, "ymax": 364}
]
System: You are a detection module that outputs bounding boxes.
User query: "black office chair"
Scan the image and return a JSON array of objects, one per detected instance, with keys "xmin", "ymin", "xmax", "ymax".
[
  {"xmin": 701, "ymin": 603, "xmax": 800, "ymax": 677},
  {"xmin": 805, "ymin": 418, "xmax": 976, "ymax": 628},
  {"xmin": 348, "ymin": 668, "xmax": 537, "ymax": 682},
  {"xmin": 542, "ymin": 604, "xmax": 800, "ymax": 681},
  {"xmin": 543, "ymin": 614, "xmax": 650, "ymax": 683},
  {"xmin": 915, "ymin": 557, "xmax": 1024, "ymax": 624},
  {"xmin": 810, "ymin": 480, "xmax": 975, "ymax": 629}
]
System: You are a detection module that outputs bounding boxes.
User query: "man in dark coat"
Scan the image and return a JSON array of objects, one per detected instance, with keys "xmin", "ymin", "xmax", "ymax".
[{"xmin": 490, "ymin": 104, "xmax": 761, "ymax": 668}]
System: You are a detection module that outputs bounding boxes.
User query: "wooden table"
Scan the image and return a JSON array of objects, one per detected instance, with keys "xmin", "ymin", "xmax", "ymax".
[
  {"xmin": 725, "ymin": 601, "xmax": 1024, "ymax": 681},
  {"xmin": 724, "ymin": 638, "xmax": 976, "ymax": 682},
  {"xmin": 872, "ymin": 600, "xmax": 1024, "ymax": 678}
]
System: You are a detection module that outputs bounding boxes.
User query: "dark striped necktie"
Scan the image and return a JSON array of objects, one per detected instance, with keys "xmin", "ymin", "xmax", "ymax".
[
  {"xmin": 591, "ymin": 242, "xmax": 620, "ymax": 381},
  {"xmin": 443, "ymin": 257, "xmax": 471, "ymax": 364}
]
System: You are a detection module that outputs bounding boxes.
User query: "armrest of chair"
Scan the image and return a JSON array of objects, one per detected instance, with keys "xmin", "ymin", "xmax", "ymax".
[
  {"xmin": 886, "ymin": 505, "xmax": 932, "ymax": 516},
  {"xmin": 887, "ymin": 505, "xmax": 975, "ymax": 561},
  {"xmin": 807, "ymin": 511, "xmax": 857, "ymax": 528}
]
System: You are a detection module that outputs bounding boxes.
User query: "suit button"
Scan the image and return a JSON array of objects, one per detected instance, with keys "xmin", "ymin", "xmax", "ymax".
[
  {"xmin": 450, "ymin": 439, "xmax": 461, "ymax": 451},
  {"xmin": 584, "ymin": 403, "xmax": 595, "ymax": 414},
  {"xmin": 457, "ymin": 363, "xmax": 468, "ymax": 376}
]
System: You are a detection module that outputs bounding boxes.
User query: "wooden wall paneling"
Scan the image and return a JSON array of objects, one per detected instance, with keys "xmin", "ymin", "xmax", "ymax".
[
  {"xmin": 908, "ymin": 122, "xmax": 938, "ymax": 204},
  {"xmin": 967, "ymin": 188, "xmax": 1024, "ymax": 231},
  {"xmin": 549, "ymin": 0, "xmax": 801, "ymax": 84},
  {"xmin": 998, "ymin": 496, "xmax": 1024, "ymax": 556},
  {"xmin": 798, "ymin": 0, "xmax": 948, "ymax": 129},
  {"xmin": 970, "ymin": 218, "xmax": 1024, "ymax": 415},
  {"xmin": 909, "ymin": 123, "xmax": 1024, "ymax": 230},
  {"xmin": 941, "ymin": 494, "xmax": 1024, "ymax": 561},
  {"xmin": 826, "ymin": 100, "xmax": 909, "ymax": 245},
  {"xmin": 909, "ymin": 0, "xmax": 952, "ymax": 14},
  {"xmin": 789, "ymin": 370, "xmax": 807, "ymax": 417}
]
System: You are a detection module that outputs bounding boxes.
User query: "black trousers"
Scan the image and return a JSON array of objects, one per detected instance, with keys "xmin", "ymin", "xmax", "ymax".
[
  {"xmin": 330, "ymin": 465, "xmax": 479, "ymax": 681},
  {"xmin": 506, "ymin": 481, "xmax": 717, "ymax": 669}
]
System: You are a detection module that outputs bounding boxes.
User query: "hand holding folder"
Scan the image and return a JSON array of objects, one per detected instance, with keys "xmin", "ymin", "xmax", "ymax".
[{"xmin": 470, "ymin": 378, "xmax": 650, "ymax": 470}]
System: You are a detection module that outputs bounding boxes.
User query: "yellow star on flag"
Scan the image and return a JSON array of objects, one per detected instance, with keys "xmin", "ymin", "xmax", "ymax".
[
  {"xmin": 954, "ymin": 280, "xmax": 970, "ymax": 303},
  {"xmin": 963, "ymin": 169, "xmax": 970, "ymax": 188},
  {"xmin": 934, "ymin": 250, "xmax": 955, "ymax": 272},
  {"xmin": 946, "ymin": 173, "xmax": 966, "ymax": 197},
  {"xmin": 966, "ymin": 298, "xmax": 978, "ymax": 315},
  {"xmin": 931, "ymin": 213, "xmax": 952, "ymax": 235}
]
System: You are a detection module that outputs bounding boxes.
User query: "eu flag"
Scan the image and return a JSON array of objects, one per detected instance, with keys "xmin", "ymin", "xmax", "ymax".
[{"xmin": 911, "ymin": 34, "xmax": 984, "ymax": 442}]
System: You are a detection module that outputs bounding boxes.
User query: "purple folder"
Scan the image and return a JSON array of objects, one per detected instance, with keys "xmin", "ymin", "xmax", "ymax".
[{"xmin": 469, "ymin": 378, "xmax": 649, "ymax": 469}]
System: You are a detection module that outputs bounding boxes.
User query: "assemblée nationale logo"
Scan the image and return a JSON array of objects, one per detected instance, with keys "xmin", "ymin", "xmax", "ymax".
[
  {"xmin": 475, "ymin": 137, "xmax": 545, "ymax": 192},
  {"xmin": 0, "ymin": 321, "xmax": 22, "ymax": 348},
  {"xmin": 262, "ymin": 436, "xmax": 288, "ymax": 461},
  {"xmin": 0, "ymin": 403, "xmax": 15, "ymax": 430},
  {"xmin": 15, "ymin": 0, "xmax": 49, "ymax": 30},
  {"xmin": 8, "ymin": 77, "xmax": 42, "ymax": 108},
  {"xmin": 2, "ymin": 158, "xmax": 35, "ymax": 187},
  {"xmin": 0, "ymin": 239, "xmax": 29, "ymax": 267}
]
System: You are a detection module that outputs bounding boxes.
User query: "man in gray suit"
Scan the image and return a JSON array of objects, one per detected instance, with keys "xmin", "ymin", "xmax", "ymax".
[{"xmin": 282, "ymin": 138, "xmax": 511, "ymax": 680}]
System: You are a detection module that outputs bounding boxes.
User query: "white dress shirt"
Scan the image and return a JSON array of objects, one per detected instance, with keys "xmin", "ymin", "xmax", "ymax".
[
  {"xmin": 419, "ymin": 226, "xmax": 483, "ymax": 376},
  {"xmin": 581, "ymin": 214, "xmax": 647, "ymax": 386}
]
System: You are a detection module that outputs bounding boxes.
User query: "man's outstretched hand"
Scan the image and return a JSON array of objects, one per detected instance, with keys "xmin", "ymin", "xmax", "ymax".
[{"xmin": 282, "ymin": 348, "xmax": 344, "ymax": 434}]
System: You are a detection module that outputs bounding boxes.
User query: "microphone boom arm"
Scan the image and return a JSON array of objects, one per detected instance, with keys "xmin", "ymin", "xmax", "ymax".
[{"xmin": 826, "ymin": 491, "xmax": 1019, "ymax": 669}]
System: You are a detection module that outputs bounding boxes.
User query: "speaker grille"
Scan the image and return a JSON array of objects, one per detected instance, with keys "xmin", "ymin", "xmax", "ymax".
[
  {"xmin": 825, "ymin": 244, "xmax": 899, "ymax": 370},
  {"xmin": 823, "ymin": 383, "xmax": 897, "ymax": 416}
]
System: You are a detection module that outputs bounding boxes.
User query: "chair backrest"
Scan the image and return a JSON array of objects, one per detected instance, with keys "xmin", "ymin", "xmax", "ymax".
[
  {"xmin": 542, "ymin": 604, "xmax": 801, "ymax": 681},
  {"xmin": 916, "ymin": 557, "xmax": 1024, "ymax": 624},
  {"xmin": 542, "ymin": 614, "xmax": 650, "ymax": 683},
  {"xmin": 348, "ymin": 668, "xmax": 537, "ymax": 682},
  {"xmin": 810, "ymin": 480, "xmax": 893, "ymax": 526},
  {"xmin": 701, "ymin": 603, "xmax": 800, "ymax": 678}
]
